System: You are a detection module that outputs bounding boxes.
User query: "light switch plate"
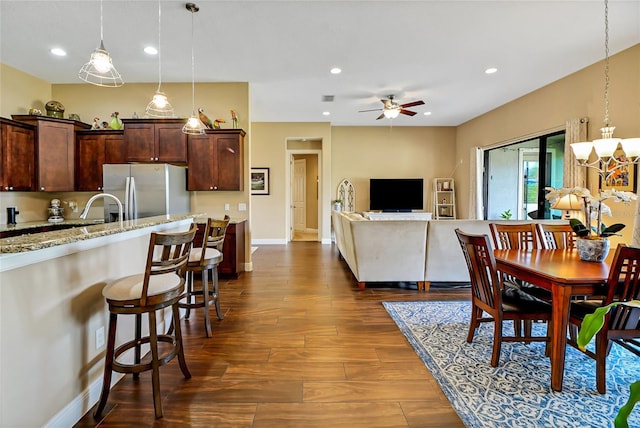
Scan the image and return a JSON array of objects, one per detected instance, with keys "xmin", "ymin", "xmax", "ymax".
[
  {"xmin": 238, "ymin": 203, "xmax": 247, "ymax": 211},
  {"xmin": 224, "ymin": 203, "xmax": 230, "ymax": 211}
]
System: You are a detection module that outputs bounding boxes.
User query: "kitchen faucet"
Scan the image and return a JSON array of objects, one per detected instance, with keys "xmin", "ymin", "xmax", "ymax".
[{"xmin": 80, "ymin": 193, "xmax": 124, "ymax": 228}]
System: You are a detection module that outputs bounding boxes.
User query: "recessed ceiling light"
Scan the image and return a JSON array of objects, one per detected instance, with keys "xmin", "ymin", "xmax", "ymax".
[
  {"xmin": 423, "ymin": 111, "xmax": 432, "ymax": 116},
  {"xmin": 485, "ymin": 67, "xmax": 498, "ymax": 74},
  {"xmin": 50, "ymin": 48, "xmax": 67, "ymax": 56},
  {"xmin": 322, "ymin": 111, "xmax": 331, "ymax": 116},
  {"xmin": 144, "ymin": 46, "xmax": 158, "ymax": 55},
  {"xmin": 330, "ymin": 67, "xmax": 342, "ymax": 74}
]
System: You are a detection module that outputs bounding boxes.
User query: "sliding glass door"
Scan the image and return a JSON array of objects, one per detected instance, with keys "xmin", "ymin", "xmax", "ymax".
[{"xmin": 484, "ymin": 132, "xmax": 565, "ymax": 220}]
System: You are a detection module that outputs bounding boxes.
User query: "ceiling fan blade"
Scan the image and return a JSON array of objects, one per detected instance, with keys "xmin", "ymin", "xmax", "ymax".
[
  {"xmin": 400, "ymin": 100, "xmax": 425, "ymax": 108},
  {"xmin": 400, "ymin": 109, "xmax": 417, "ymax": 116},
  {"xmin": 376, "ymin": 113, "xmax": 386, "ymax": 120},
  {"xmin": 358, "ymin": 108, "xmax": 383, "ymax": 113}
]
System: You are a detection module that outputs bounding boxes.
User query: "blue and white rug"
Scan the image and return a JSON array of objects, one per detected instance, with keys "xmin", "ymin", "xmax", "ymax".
[{"xmin": 383, "ymin": 301, "xmax": 640, "ymax": 428}]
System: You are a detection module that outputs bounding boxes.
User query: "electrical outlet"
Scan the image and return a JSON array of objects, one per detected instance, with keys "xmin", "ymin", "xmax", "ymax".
[
  {"xmin": 224, "ymin": 203, "xmax": 230, "ymax": 211},
  {"xmin": 95, "ymin": 326, "xmax": 105, "ymax": 349},
  {"xmin": 238, "ymin": 203, "xmax": 247, "ymax": 211}
]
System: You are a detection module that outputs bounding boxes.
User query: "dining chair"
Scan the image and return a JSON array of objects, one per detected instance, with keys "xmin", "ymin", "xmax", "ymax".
[
  {"xmin": 536, "ymin": 223, "xmax": 576, "ymax": 250},
  {"xmin": 567, "ymin": 244, "xmax": 640, "ymax": 393},
  {"xmin": 489, "ymin": 222, "xmax": 551, "ymax": 306},
  {"xmin": 489, "ymin": 222, "xmax": 539, "ymax": 250},
  {"xmin": 455, "ymin": 228, "xmax": 552, "ymax": 367},
  {"xmin": 94, "ymin": 224, "xmax": 197, "ymax": 419}
]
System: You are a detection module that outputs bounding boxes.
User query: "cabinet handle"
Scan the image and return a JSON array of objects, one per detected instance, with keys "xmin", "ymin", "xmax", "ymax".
[
  {"xmin": 214, "ymin": 186, "xmax": 218, "ymax": 190},
  {"xmin": 155, "ymin": 157, "xmax": 159, "ymax": 161},
  {"xmin": 40, "ymin": 187, "xmax": 45, "ymax": 191},
  {"xmin": 150, "ymin": 157, "xmax": 154, "ymax": 161},
  {"xmin": 209, "ymin": 186, "xmax": 214, "ymax": 190}
]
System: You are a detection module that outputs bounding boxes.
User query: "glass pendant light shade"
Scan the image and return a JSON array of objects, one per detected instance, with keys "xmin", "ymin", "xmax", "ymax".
[
  {"xmin": 592, "ymin": 138, "xmax": 621, "ymax": 159},
  {"xmin": 570, "ymin": 142, "xmax": 594, "ymax": 161},
  {"xmin": 383, "ymin": 108, "xmax": 400, "ymax": 119},
  {"xmin": 183, "ymin": 3, "xmax": 205, "ymax": 135},
  {"xmin": 145, "ymin": 1, "xmax": 174, "ymax": 118},
  {"xmin": 78, "ymin": 1, "xmax": 123, "ymax": 87},
  {"xmin": 621, "ymin": 138, "xmax": 640, "ymax": 159},
  {"xmin": 182, "ymin": 114, "xmax": 207, "ymax": 135}
]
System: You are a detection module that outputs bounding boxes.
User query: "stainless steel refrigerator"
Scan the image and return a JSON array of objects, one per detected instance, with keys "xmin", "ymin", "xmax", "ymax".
[{"xmin": 102, "ymin": 164, "xmax": 190, "ymax": 222}]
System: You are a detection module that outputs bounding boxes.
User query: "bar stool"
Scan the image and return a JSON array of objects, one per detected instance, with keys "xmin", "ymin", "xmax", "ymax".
[
  {"xmin": 179, "ymin": 216, "xmax": 230, "ymax": 337},
  {"xmin": 94, "ymin": 224, "xmax": 197, "ymax": 419}
]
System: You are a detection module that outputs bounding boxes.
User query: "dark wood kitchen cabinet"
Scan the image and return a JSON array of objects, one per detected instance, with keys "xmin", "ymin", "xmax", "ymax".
[
  {"xmin": 187, "ymin": 129, "xmax": 245, "ymax": 191},
  {"xmin": 0, "ymin": 118, "xmax": 36, "ymax": 191},
  {"xmin": 122, "ymin": 118, "xmax": 187, "ymax": 163},
  {"xmin": 75, "ymin": 130, "xmax": 126, "ymax": 191},
  {"xmin": 12, "ymin": 115, "xmax": 90, "ymax": 191}
]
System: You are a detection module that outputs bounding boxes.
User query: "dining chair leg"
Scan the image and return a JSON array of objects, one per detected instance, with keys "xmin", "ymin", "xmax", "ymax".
[
  {"xmin": 94, "ymin": 313, "xmax": 117, "ymax": 419},
  {"xmin": 491, "ymin": 321, "xmax": 503, "ymax": 367},
  {"xmin": 184, "ymin": 272, "xmax": 193, "ymax": 319},
  {"xmin": 466, "ymin": 306, "xmax": 481, "ymax": 343}
]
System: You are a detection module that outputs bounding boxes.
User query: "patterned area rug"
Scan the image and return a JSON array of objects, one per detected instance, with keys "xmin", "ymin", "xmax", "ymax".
[{"xmin": 383, "ymin": 301, "xmax": 640, "ymax": 428}]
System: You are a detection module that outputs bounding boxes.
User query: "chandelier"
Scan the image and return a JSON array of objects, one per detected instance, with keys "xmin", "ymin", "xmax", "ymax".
[{"xmin": 570, "ymin": 0, "xmax": 639, "ymax": 181}]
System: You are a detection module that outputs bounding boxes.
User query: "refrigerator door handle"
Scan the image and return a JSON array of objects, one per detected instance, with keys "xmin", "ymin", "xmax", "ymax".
[
  {"xmin": 124, "ymin": 177, "xmax": 131, "ymax": 221},
  {"xmin": 130, "ymin": 176, "xmax": 137, "ymax": 219}
]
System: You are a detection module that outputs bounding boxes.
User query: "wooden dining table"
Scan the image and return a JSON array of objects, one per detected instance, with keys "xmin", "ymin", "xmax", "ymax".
[{"xmin": 494, "ymin": 248, "xmax": 610, "ymax": 392}]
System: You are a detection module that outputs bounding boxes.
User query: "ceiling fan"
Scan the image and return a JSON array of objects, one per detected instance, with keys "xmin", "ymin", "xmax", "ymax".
[{"xmin": 358, "ymin": 95, "xmax": 425, "ymax": 120}]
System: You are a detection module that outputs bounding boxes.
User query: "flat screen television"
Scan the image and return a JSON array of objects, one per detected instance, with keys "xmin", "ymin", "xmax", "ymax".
[{"xmin": 369, "ymin": 178, "xmax": 424, "ymax": 212}]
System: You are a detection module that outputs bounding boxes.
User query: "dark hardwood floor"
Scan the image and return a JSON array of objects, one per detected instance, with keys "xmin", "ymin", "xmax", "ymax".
[{"xmin": 75, "ymin": 242, "xmax": 469, "ymax": 427}]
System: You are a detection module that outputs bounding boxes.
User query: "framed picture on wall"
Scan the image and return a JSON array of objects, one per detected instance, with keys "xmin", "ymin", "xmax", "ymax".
[
  {"xmin": 600, "ymin": 150, "xmax": 636, "ymax": 192},
  {"xmin": 251, "ymin": 168, "xmax": 270, "ymax": 195}
]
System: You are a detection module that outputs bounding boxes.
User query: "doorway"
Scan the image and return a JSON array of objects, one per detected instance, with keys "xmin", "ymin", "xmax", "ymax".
[{"xmin": 290, "ymin": 152, "xmax": 319, "ymax": 241}]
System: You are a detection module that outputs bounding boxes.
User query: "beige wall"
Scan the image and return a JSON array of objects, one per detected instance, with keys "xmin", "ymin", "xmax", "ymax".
[
  {"xmin": 250, "ymin": 122, "xmax": 332, "ymax": 242},
  {"xmin": 0, "ymin": 63, "xmax": 52, "ymax": 116},
  {"xmin": 331, "ymin": 126, "xmax": 458, "ymax": 213}
]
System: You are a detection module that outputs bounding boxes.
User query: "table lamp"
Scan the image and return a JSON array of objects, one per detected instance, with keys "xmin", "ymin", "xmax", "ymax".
[{"xmin": 551, "ymin": 194, "xmax": 582, "ymax": 220}]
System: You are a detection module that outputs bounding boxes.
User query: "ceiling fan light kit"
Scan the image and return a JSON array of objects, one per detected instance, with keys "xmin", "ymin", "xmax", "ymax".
[{"xmin": 359, "ymin": 95, "xmax": 425, "ymax": 120}]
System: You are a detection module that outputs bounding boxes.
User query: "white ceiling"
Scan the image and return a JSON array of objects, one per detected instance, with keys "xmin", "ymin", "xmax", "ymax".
[{"xmin": 1, "ymin": 1, "xmax": 639, "ymax": 126}]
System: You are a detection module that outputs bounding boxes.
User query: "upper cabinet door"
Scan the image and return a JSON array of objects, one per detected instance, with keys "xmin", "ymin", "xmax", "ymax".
[
  {"xmin": 156, "ymin": 123, "xmax": 187, "ymax": 162},
  {"xmin": 125, "ymin": 122, "xmax": 156, "ymax": 162},
  {"xmin": 1, "ymin": 120, "xmax": 36, "ymax": 191},
  {"xmin": 123, "ymin": 119, "xmax": 188, "ymax": 163}
]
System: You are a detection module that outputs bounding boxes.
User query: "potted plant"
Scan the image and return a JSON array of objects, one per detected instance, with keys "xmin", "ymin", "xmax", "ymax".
[
  {"xmin": 545, "ymin": 187, "xmax": 637, "ymax": 261},
  {"xmin": 500, "ymin": 209, "xmax": 512, "ymax": 219},
  {"xmin": 578, "ymin": 300, "xmax": 640, "ymax": 427},
  {"xmin": 332, "ymin": 199, "xmax": 343, "ymax": 212}
]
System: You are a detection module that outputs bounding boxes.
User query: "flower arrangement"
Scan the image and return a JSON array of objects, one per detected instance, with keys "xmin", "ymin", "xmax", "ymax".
[{"xmin": 545, "ymin": 186, "xmax": 637, "ymax": 239}]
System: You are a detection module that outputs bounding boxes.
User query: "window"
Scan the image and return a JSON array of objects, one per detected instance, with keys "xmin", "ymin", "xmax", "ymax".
[{"xmin": 483, "ymin": 131, "xmax": 565, "ymax": 220}]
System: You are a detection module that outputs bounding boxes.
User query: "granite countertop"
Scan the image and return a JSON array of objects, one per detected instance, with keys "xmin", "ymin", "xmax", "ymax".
[{"xmin": 0, "ymin": 214, "xmax": 199, "ymax": 254}]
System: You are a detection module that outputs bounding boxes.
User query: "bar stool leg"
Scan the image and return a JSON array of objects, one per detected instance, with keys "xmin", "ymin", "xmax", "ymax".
[
  {"xmin": 94, "ymin": 313, "xmax": 118, "ymax": 419},
  {"xmin": 148, "ymin": 310, "xmax": 163, "ymax": 418},
  {"xmin": 184, "ymin": 272, "xmax": 193, "ymax": 319},
  {"xmin": 202, "ymin": 268, "xmax": 213, "ymax": 337},
  {"xmin": 133, "ymin": 314, "xmax": 142, "ymax": 380},
  {"xmin": 172, "ymin": 302, "xmax": 192, "ymax": 378},
  {"xmin": 213, "ymin": 265, "xmax": 224, "ymax": 320}
]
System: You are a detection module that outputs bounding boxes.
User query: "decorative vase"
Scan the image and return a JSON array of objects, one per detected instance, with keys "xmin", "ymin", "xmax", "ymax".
[
  {"xmin": 333, "ymin": 202, "xmax": 342, "ymax": 212},
  {"xmin": 576, "ymin": 237, "xmax": 610, "ymax": 262},
  {"xmin": 109, "ymin": 113, "xmax": 123, "ymax": 130}
]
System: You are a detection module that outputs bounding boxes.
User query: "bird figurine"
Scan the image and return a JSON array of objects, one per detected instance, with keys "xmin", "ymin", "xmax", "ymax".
[
  {"xmin": 198, "ymin": 108, "xmax": 214, "ymax": 129},
  {"xmin": 213, "ymin": 119, "xmax": 226, "ymax": 129}
]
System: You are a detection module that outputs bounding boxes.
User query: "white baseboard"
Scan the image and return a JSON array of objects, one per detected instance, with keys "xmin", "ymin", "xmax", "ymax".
[{"xmin": 251, "ymin": 239, "xmax": 288, "ymax": 245}]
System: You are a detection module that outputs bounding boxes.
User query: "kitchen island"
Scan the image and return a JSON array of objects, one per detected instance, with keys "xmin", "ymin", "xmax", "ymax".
[{"xmin": 0, "ymin": 214, "xmax": 196, "ymax": 427}]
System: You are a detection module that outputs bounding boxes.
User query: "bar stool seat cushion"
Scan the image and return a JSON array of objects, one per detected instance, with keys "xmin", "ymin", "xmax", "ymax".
[
  {"xmin": 103, "ymin": 273, "xmax": 182, "ymax": 301},
  {"xmin": 188, "ymin": 247, "xmax": 222, "ymax": 265}
]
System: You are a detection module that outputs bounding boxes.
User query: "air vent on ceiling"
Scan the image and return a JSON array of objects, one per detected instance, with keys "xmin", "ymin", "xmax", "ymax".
[{"xmin": 321, "ymin": 95, "xmax": 334, "ymax": 102}]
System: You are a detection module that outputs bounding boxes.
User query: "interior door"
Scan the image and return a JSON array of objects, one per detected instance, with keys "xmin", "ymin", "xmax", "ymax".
[{"xmin": 293, "ymin": 159, "xmax": 306, "ymax": 231}]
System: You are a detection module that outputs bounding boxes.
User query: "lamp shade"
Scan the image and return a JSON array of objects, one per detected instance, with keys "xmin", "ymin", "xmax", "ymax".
[
  {"xmin": 621, "ymin": 138, "xmax": 640, "ymax": 159},
  {"xmin": 551, "ymin": 194, "xmax": 582, "ymax": 220},
  {"xmin": 570, "ymin": 142, "xmax": 594, "ymax": 161},
  {"xmin": 592, "ymin": 138, "xmax": 621, "ymax": 159}
]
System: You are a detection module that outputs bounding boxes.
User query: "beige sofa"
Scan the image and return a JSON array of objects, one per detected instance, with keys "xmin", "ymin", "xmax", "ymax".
[{"xmin": 332, "ymin": 210, "xmax": 565, "ymax": 291}]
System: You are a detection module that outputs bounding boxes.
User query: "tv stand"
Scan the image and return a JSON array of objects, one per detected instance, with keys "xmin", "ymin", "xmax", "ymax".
[{"xmin": 364, "ymin": 211, "xmax": 433, "ymax": 220}]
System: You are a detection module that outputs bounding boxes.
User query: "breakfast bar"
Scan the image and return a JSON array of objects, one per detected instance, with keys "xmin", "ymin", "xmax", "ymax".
[{"xmin": 0, "ymin": 215, "xmax": 196, "ymax": 427}]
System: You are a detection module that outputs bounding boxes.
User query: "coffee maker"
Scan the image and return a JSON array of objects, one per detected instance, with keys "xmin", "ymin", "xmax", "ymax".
[
  {"xmin": 6, "ymin": 207, "xmax": 19, "ymax": 225},
  {"xmin": 47, "ymin": 199, "xmax": 64, "ymax": 223}
]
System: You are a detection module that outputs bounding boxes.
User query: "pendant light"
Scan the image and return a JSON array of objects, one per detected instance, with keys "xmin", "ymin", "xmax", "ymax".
[
  {"xmin": 78, "ymin": 0, "xmax": 124, "ymax": 87},
  {"xmin": 146, "ymin": 0, "xmax": 174, "ymax": 117},
  {"xmin": 182, "ymin": 2, "xmax": 206, "ymax": 135},
  {"xmin": 570, "ymin": 0, "xmax": 640, "ymax": 174}
]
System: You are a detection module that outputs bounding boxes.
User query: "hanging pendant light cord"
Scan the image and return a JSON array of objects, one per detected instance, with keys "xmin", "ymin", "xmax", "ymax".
[
  {"xmin": 157, "ymin": 0, "xmax": 162, "ymax": 92},
  {"xmin": 99, "ymin": 0, "xmax": 104, "ymax": 43},
  {"xmin": 603, "ymin": 0, "xmax": 610, "ymax": 127},
  {"xmin": 190, "ymin": 8, "xmax": 196, "ymax": 116}
]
